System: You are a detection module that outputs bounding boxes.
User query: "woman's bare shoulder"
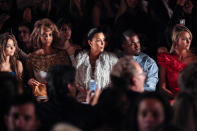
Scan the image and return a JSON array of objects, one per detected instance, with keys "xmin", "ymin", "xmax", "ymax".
[{"xmin": 31, "ymin": 49, "xmax": 44, "ymax": 56}]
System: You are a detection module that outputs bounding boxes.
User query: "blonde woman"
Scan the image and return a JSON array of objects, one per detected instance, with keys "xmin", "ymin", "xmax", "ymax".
[
  {"xmin": 157, "ymin": 24, "xmax": 197, "ymax": 99},
  {"xmin": 26, "ymin": 18, "xmax": 71, "ymax": 100},
  {"xmin": 0, "ymin": 33, "xmax": 23, "ymax": 80}
]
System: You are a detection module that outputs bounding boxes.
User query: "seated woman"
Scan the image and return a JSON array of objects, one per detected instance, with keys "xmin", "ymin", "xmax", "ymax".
[
  {"xmin": 55, "ymin": 18, "xmax": 81, "ymax": 65},
  {"xmin": 157, "ymin": 24, "xmax": 197, "ymax": 99},
  {"xmin": 26, "ymin": 18, "xmax": 71, "ymax": 100},
  {"xmin": 0, "ymin": 33, "xmax": 23, "ymax": 81},
  {"xmin": 74, "ymin": 27, "xmax": 118, "ymax": 102}
]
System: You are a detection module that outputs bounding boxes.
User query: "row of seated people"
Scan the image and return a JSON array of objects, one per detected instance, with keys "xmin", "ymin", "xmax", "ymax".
[
  {"xmin": 1, "ymin": 18, "xmax": 197, "ymax": 102},
  {"xmin": 1, "ymin": 57, "xmax": 197, "ymax": 131}
]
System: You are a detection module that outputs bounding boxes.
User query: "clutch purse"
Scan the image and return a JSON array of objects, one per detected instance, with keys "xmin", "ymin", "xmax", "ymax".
[{"xmin": 32, "ymin": 84, "xmax": 48, "ymax": 99}]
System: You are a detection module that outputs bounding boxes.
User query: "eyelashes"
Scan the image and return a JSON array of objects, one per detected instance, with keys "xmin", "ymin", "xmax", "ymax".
[{"xmin": 41, "ymin": 33, "xmax": 53, "ymax": 38}]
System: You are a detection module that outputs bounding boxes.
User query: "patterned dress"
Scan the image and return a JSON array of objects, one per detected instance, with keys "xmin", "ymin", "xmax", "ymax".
[
  {"xmin": 26, "ymin": 50, "xmax": 71, "ymax": 99},
  {"xmin": 157, "ymin": 53, "xmax": 187, "ymax": 94},
  {"xmin": 27, "ymin": 50, "xmax": 71, "ymax": 83}
]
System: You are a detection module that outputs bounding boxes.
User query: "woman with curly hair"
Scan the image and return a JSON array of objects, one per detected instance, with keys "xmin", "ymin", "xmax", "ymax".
[
  {"xmin": 26, "ymin": 18, "xmax": 71, "ymax": 100},
  {"xmin": 0, "ymin": 33, "xmax": 23, "ymax": 80}
]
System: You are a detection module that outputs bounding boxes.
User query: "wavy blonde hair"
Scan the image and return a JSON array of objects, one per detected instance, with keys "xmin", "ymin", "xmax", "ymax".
[
  {"xmin": 0, "ymin": 33, "xmax": 22, "ymax": 80},
  {"xmin": 170, "ymin": 24, "xmax": 192, "ymax": 53},
  {"xmin": 30, "ymin": 18, "xmax": 59, "ymax": 50}
]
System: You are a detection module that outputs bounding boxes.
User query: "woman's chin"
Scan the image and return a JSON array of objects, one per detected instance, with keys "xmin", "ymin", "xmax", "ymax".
[
  {"xmin": 100, "ymin": 48, "xmax": 105, "ymax": 52},
  {"xmin": 8, "ymin": 53, "xmax": 15, "ymax": 56}
]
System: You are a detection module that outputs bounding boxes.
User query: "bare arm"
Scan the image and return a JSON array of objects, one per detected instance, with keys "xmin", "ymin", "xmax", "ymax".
[
  {"xmin": 17, "ymin": 47, "xmax": 28, "ymax": 59},
  {"xmin": 17, "ymin": 60, "xmax": 23, "ymax": 76},
  {"xmin": 159, "ymin": 66, "xmax": 174, "ymax": 97},
  {"xmin": 86, "ymin": 88, "xmax": 101, "ymax": 106},
  {"xmin": 25, "ymin": 55, "xmax": 41, "ymax": 87}
]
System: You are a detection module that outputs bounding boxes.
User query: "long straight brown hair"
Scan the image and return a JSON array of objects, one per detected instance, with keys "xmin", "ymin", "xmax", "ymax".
[{"xmin": 0, "ymin": 33, "xmax": 22, "ymax": 80}]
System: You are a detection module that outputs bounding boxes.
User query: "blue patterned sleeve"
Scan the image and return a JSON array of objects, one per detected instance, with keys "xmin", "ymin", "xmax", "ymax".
[{"xmin": 143, "ymin": 58, "xmax": 159, "ymax": 91}]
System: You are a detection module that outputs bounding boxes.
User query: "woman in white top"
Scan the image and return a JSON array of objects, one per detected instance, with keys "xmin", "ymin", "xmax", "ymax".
[{"xmin": 74, "ymin": 27, "xmax": 118, "ymax": 101}]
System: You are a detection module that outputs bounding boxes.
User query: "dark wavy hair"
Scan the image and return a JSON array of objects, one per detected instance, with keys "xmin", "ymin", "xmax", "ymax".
[
  {"xmin": 46, "ymin": 64, "xmax": 75, "ymax": 99},
  {"xmin": 82, "ymin": 26, "xmax": 110, "ymax": 50},
  {"xmin": 57, "ymin": 18, "xmax": 72, "ymax": 31}
]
